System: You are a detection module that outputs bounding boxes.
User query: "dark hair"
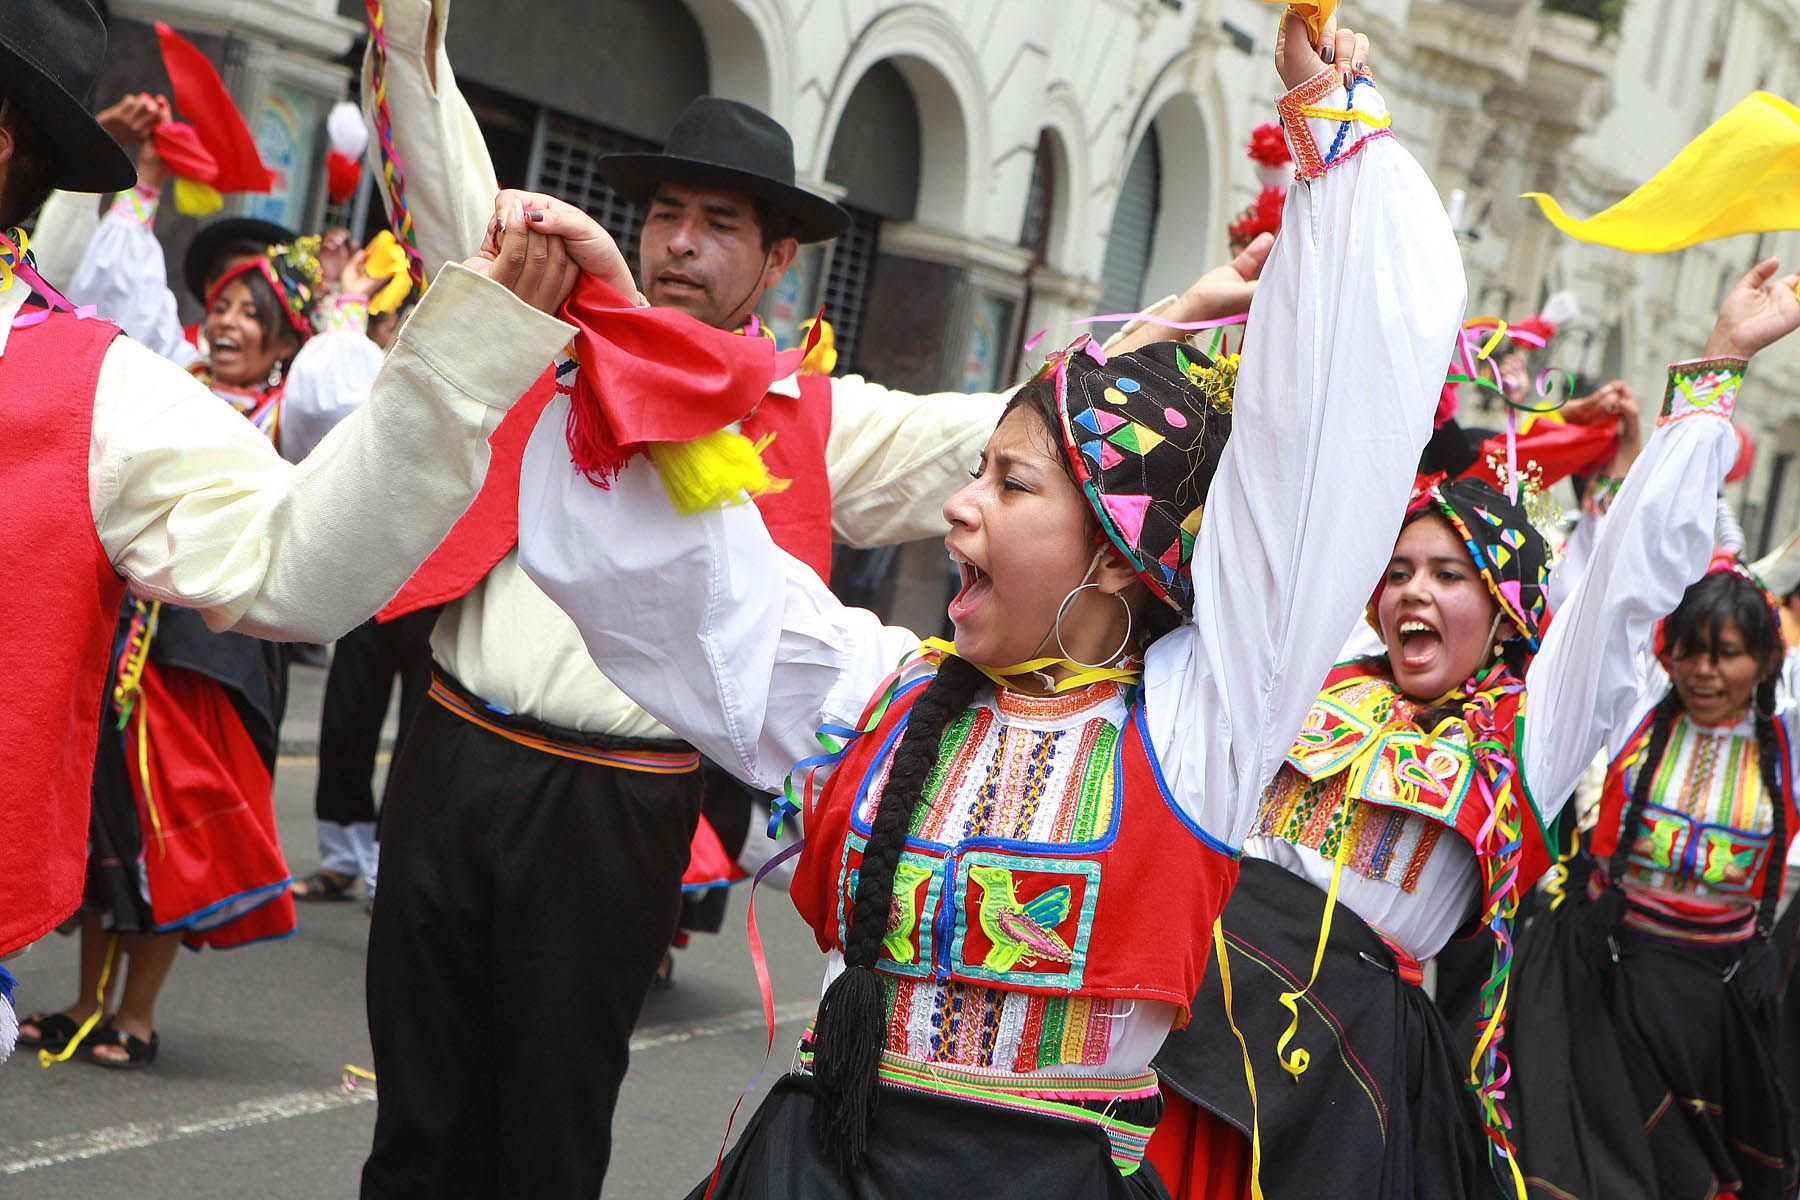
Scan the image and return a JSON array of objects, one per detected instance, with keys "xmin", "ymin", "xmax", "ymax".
[
  {"xmin": 0, "ymin": 94, "xmax": 56, "ymax": 229},
  {"xmin": 750, "ymin": 196, "xmax": 797, "ymax": 251},
  {"xmin": 811, "ymin": 654, "xmax": 986, "ymax": 1163},
  {"xmin": 1608, "ymin": 571, "xmax": 1787, "ymax": 970},
  {"xmin": 211, "ymin": 267, "xmax": 302, "ymax": 367}
]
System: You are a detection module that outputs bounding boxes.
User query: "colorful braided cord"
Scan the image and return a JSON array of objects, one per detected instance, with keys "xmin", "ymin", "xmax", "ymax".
[{"xmin": 363, "ymin": 0, "xmax": 427, "ymax": 294}]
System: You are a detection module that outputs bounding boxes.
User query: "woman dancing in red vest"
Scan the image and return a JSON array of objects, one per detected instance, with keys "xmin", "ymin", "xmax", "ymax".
[{"xmin": 515, "ymin": 15, "xmax": 1466, "ymax": 1192}]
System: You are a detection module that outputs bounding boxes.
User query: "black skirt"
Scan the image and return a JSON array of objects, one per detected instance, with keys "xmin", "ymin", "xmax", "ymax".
[
  {"xmin": 1153, "ymin": 858, "xmax": 1492, "ymax": 1199},
  {"xmin": 1507, "ymin": 870, "xmax": 1798, "ymax": 1200},
  {"xmin": 687, "ymin": 1073, "xmax": 1170, "ymax": 1200}
]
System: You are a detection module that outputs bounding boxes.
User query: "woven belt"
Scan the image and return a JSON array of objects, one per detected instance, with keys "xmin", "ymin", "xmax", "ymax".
[
  {"xmin": 428, "ymin": 673, "xmax": 700, "ymax": 774},
  {"xmin": 794, "ymin": 1038, "xmax": 1160, "ymax": 1175}
]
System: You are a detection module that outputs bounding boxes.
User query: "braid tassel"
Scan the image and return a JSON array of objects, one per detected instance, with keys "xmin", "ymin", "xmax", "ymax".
[{"xmin": 363, "ymin": 0, "xmax": 428, "ymax": 294}]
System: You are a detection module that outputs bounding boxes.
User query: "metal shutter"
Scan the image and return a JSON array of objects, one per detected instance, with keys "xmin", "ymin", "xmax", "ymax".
[
  {"xmin": 527, "ymin": 111, "xmax": 659, "ymax": 258},
  {"xmin": 1096, "ymin": 128, "xmax": 1162, "ymax": 320}
]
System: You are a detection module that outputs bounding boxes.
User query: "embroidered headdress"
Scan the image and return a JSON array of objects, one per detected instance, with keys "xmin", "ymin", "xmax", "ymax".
[
  {"xmin": 206, "ymin": 237, "xmax": 326, "ymax": 340},
  {"xmin": 1042, "ymin": 336, "xmax": 1235, "ymax": 617},
  {"xmin": 1374, "ymin": 477, "xmax": 1551, "ymax": 655}
]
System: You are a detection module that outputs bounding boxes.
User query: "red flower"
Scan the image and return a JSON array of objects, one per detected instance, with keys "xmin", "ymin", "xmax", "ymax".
[
  {"xmin": 1245, "ymin": 122, "xmax": 1291, "ymax": 167},
  {"xmin": 1228, "ymin": 186, "xmax": 1287, "ymax": 242}
]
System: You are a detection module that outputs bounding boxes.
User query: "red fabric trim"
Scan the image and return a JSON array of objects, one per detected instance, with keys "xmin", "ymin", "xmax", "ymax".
[
  {"xmin": 1145, "ymin": 1090, "xmax": 1252, "ymax": 1200},
  {"xmin": 155, "ymin": 22, "xmax": 275, "ymax": 193}
]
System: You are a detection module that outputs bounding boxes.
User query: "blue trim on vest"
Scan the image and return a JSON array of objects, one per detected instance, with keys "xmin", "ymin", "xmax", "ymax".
[{"xmin": 1132, "ymin": 698, "xmax": 1240, "ymax": 859}]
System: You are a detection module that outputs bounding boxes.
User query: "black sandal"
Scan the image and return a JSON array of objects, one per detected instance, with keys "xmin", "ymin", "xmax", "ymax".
[
  {"xmin": 290, "ymin": 869, "xmax": 359, "ymax": 902},
  {"xmin": 87, "ymin": 1024, "xmax": 158, "ymax": 1070},
  {"xmin": 15, "ymin": 1011, "xmax": 80, "ymax": 1053}
]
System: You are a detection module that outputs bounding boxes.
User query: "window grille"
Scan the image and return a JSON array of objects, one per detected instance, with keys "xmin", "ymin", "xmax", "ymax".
[
  {"xmin": 528, "ymin": 110, "xmax": 659, "ymax": 259},
  {"xmin": 821, "ymin": 206, "xmax": 880, "ymax": 366}
]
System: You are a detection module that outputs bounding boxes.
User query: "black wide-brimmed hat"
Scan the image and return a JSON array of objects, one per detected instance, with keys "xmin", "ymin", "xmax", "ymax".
[
  {"xmin": 184, "ymin": 216, "xmax": 298, "ymax": 304},
  {"xmin": 0, "ymin": 0, "xmax": 135, "ymax": 195},
  {"xmin": 598, "ymin": 97, "xmax": 848, "ymax": 243}
]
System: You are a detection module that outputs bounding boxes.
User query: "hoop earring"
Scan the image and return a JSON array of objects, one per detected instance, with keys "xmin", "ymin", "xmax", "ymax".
[{"xmin": 1052, "ymin": 582, "xmax": 1133, "ymax": 670}]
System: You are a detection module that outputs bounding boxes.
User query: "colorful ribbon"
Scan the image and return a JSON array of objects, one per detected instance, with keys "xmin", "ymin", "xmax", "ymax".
[
  {"xmin": 1023, "ymin": 310, "xmax": 1249, "ymax": 355},
  {"xmin": 363, "ymin": 0, "xmax": 428, "ymax": 294},
  {"xmin": 38, "ymin": 937, "xmax": 118, "ymax": 1069},
  {"xmin": 700, "ymin": 837, "xmax": 808, "ymax": 1200}
]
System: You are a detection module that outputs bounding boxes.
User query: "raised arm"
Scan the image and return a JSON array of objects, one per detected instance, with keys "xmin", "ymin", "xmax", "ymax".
[
  {"xmin": 1522, "ymin": 258, "xmax": 1800, "ymax": 814},
  {"xmin": 359, "ymin": 0, "xmax": 497, "ymax": 275},
  {"xmin": 1147, "ymin": 25, "xmax": 1464, "ymax": 846},
  {"xmin": 518, "ymin": 391, "xmax": 921, "ymax": 792},
  {"xmin": 97, "ymin": 262, "xmax": 573, "ymax": 641},
  {"xmin": 64, "ymin": 183, "xmax": 196, "ymax": 366}
]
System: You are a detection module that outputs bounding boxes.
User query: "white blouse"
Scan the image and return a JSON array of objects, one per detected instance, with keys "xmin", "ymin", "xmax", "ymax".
[
  {"xmin": 1244, "ymin": 371, "xmax": 1743, "ymax": 962},
  {"xmin": 518, "ymin": 75, "xmax": 1464, "ymax": 1075}
]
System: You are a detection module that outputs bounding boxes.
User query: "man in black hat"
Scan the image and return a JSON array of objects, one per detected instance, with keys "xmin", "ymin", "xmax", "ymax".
[
  {"xmin": 356, "ymin": 5, "xmax": 1268, "ymax": 1194},
  {"xmin": 352, "ymin": 5, "xmax": 1009, "ymax": 1197},
  {"xmin": 0, "ymin": 0, "xmax": 591, "ymax": 1018}
]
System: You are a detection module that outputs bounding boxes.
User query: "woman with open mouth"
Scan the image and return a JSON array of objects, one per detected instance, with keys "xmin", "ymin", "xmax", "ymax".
[
  {"xmin": 1146, "ymin": 259, "xmax": 1800, "ymax": 1199},
  {"xmin": 517, "ymin": 14, "xmax": 1466, "ymax": 1195},
  {"xmin": 1503, "ymin": 556, "xmax": 1800, "ymax": 1197}
]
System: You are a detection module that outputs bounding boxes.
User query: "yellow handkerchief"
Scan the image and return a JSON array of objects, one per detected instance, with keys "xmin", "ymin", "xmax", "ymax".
[
  {"xmin": 1261, "ymin": 0, "xmax": 1338, "ymax": 41},
  {"xmin": 1524, "ymin": 91, "xmax": 1800, "ymax": 254}
]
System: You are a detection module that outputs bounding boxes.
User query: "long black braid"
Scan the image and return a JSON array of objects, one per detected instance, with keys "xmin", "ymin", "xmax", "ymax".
[{"xmin": 810, "ymin": 654, "xmax": 985, "ymax": 1164}]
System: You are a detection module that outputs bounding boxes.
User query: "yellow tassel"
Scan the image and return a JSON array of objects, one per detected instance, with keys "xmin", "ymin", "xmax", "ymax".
[
  {"xmin": 645, "ymin": 429, "xmax": 789, "ymax": 515},
  {"xmin": 172, "ymin": 178, "xmax": 223, "ymax": 218}
]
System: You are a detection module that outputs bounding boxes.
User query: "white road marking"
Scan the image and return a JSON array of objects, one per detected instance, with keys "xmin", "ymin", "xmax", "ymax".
[{"xmin": 0, "ymin": 999, "xmax": 816, "ymax": 1175}]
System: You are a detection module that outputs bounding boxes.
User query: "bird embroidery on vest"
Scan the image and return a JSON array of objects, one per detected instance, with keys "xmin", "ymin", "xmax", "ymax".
[{"xmin": 969, "ymin": 866, "xmax": 1075, "ymax": 972}]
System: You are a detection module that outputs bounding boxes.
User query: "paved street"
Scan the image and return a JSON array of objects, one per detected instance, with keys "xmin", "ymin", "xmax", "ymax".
[{"xmin": 1, "ymin": 664, "xmax": 822, "ymax": 1198}]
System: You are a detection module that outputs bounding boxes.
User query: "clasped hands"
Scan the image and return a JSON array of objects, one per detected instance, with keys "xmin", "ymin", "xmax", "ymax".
[{"xmin": 461, "ymin": 190, "xmax": 642, "ymax": 315}]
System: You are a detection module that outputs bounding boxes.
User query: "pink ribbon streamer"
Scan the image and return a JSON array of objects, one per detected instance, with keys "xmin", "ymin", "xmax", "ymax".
[{"xmin": 1022, "ymin": 310, "xmax": 1249, "ymax": 354}]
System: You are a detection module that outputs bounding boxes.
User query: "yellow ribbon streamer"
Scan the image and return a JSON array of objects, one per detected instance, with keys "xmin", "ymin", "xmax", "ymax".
[
  {"xmin": 38, "ymin": 937, "xmax": 118, "ymax": 1068},
  {"xmin": 1213, "ymin": 920, "xmax": 1267, "ymax": 1200},
  {"xmin": 1273, "ymin": 798, "xmax": 1352, "ymax": 1080},
  {"xmin": 1525, "ymin": 90, "xmax": 1800, "ymax": 256},
  {"xmin": 917, "ymin": 636, "xmax": 1143, "ymax": 694}
]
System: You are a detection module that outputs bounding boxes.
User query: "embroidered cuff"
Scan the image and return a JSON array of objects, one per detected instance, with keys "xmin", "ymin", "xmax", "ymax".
[
  {"xmin": 327, "ymin": 295, "xmax": 370, "ymax": 334},
  {"xmin": 1660, "ymin": 357, "xmax": 1745, "ymax": 425},
  {"xmin": 109, "ymin": 184, "xmax": 161, "ymax": 230},
  {"xmin": 1277, "ymin": 68, "xmax": 1391, "ymax": 180}
]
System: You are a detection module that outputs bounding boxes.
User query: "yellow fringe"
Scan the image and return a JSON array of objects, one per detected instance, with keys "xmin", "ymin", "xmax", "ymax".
[
  {"xmin": 172, "ymin": 178, "xmax": 223, "ymax": 218},
  {"xmin": 645, "ymin": 429, "xmax": 788, "ymax": 515}
]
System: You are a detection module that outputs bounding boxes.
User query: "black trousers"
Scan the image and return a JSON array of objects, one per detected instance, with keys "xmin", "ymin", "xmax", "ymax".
[
  {"xmin": 314, "ymin": 609, "xmax": 437, "ymax": 827},
  {"xmin": 360, "ymin": 669, "xmax": 704, "ymax": 1199}
]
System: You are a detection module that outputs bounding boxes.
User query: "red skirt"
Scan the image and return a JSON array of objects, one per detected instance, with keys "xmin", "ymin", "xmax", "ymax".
[
  {"xmin": 122, "ymin": 661, "xmax": 295, "ymax": 949},
  {"xmin": 1145, "ymin": 1090, "xmax": 1252, "ymax": 1200}
]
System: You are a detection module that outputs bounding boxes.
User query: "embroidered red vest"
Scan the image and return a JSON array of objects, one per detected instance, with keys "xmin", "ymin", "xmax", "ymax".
[
  {"xmin": 790, "ymin": 675, "xmax": 1242, "ymax": 1015},
  {"xmin": 1588, "ymin": 709, "xmax": 1797, "ymax": 901},
  {"xmin": 0, "ymin": 310, "xmax": 126, "ymax": 956},
  {"xmin": 1272, "ymin": 661, "xmax": 1552, "ymax": 895},
  {"xmin": 378, "ymin": 372, "xmax": 837, "ymax": 620}
]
